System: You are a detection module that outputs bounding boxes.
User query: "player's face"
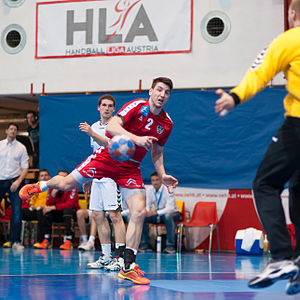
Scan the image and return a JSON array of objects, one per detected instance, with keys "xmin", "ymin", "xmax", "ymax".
[
  {"xmin": 149, "ymin": 82, "xmax": 171, "ymax": 109},
  {"xmin": 39, "ymin": 171, "xmax": 50, "ymax": 181},
  {"xmin": 151, "ymin": 175, "xmax": 162, "ymax": 191},
  {"xmin": 5, "ymin": 125, "xmax": 18, "ymax": 140},
  {"xmin": 98, "ymin": 99, "xmax": 115, "ymax": 120}
]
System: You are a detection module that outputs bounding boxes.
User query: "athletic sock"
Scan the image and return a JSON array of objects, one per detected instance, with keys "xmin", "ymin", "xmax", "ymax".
[
  {"xmin": 114, "ymin": 244, "xmax": 126, "ymax": 258},
  {"xmin": 81, "ymin": 235, "xmax": 88, "ymax": 243},
  {"xmin": 124, "ymin": 248, "xmax": 137, "ymax": 269},
  {"xmin": 101, "ymin": 243, "xmax": 111, "ymax": 257},
  {"xmin": 88, "ymin": 236, "xmax": 95, "ymax": 243}
]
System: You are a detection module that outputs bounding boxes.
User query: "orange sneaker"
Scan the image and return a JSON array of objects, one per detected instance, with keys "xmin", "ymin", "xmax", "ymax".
[
  {"xmin": 60, "ymin": 240, "xmax": 73, "ymax": 250},
  {"xmin": 118, "ymin": 264, "xmax": 150, "ymax": 284},
  {"xmin": 19, "ymin": 183, "xmax": 42, "ymax": 200},
  {"xmin": 36, "ymin": 239, "xmax": 51, "ymax": 249}
]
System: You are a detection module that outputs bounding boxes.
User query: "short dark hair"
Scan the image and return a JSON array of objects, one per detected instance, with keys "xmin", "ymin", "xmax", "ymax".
[
  {"xmin": 58, "ymin": 170, "xmax": 68, "ymax": 175},
  {"xmin": 25, "ymin": 111, "xmax": 38, "ymax": 122},
  {"xmin": 151, "ymin": 77, "xmax": 173, "ymax": 90},
  {"xmin": 7, "ymin": 123, "xmax": 19, "ymax": 130},
  {"xmin": 150, "ymin": 171, "xmax": 159, "ymax": 178},
  {"xmin": 98, "ymin": 94, "xmax": 116, "ymax": 107},
  {"xmin": 39, "ymin": 169, "xmax": 49, "ymax": 176}
]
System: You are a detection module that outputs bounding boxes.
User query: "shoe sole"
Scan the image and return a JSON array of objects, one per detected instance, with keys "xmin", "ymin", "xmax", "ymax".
[
  {"xmin": 78, "ymin": 248, "xmax": 95, "ymax": 251},
  {"xmin": 104, "ymin": 266, "xmax": 122, "ymax": 271},
  {"xmin": 117, "ymin": 272, "xmax": 150, "ymax": 284},
  {"xmin": 249, "ymin": 266, "xmax": 299, "ymax": 289},
  {"xmin": 286, "ymin": 281, "xmax": 300, "ymax": 295}
]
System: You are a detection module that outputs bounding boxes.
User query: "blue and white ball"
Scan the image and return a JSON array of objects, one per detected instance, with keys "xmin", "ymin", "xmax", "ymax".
[{"xmin": 108, "ymin": 135, "xmax": 135, "ymax": 162}]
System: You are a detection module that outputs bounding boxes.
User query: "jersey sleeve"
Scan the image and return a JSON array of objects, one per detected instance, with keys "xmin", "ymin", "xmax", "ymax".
[
  {"xmin": 117, "ymin": 99, "xmax": 146, "ymax": 124},
  {"xmin": 231, "ymin": 31, "xmax": 293, "ymax": 103}
]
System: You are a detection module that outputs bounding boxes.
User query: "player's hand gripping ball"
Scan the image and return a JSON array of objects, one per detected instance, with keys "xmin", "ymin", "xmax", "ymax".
[{"xmin": 108, "ymin": 135, "xmax": 135, "ymax": 162}]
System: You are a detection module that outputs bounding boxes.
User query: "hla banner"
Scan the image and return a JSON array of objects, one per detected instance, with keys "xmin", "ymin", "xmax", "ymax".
[{"xmin": 36, "ymin": 0, "xmax": 193, "ymax": 59}]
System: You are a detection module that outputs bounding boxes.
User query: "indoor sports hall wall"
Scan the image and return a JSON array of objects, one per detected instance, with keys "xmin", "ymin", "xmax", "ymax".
[
  {"xmin": 1, "ymin": 0, "xmax": 284, "ymax": 94},
  {"xmin": 39, "ymin": 87, "xmax": 286, "ymax": 188}
]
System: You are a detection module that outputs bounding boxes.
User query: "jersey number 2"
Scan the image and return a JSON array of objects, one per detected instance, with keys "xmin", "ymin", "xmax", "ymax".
[{"xmin": 145, "ymin": 118, "xmax": 153, "ymax": 130}]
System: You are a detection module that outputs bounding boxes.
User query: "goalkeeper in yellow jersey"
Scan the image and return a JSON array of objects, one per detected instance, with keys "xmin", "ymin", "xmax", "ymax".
[{"xmin": 215, "ymin": 0, "xmax": 300, "ymax": 295}]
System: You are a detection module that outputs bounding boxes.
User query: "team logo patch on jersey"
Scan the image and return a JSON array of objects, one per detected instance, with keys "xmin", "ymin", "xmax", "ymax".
[
  {"xmin": 140, "ymin": 105, "xmax": 150, "ymax": 117},
  {"xmin": 157, "ymin": 125, "xmax": 164, "ymax": 134},
  {"xmin": 84, "ymin": 167, "xmax": 96, "ymax": 177},
  {"xmin": 126, "ymin": 178, "xmax": 137, "ymax": 186},
  {"xmin": 138, "ymin": 116, "xmax": 143, "ymax": 121}
]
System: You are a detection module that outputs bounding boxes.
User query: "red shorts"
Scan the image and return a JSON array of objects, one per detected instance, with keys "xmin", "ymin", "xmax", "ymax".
[{"xmin": 75, "ymin": 149, "xmax": 145, "ymax": 189}]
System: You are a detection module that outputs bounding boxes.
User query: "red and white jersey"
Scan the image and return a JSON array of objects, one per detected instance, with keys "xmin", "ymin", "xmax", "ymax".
[{"xmin": 107, "ymin": 98, "xmax": 173, "ymax": 164}]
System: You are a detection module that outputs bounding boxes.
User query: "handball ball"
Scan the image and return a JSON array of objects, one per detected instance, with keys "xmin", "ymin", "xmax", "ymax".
[{"xmin": 108, "ymin": 135, "xmax": 135, "ymax": 162}]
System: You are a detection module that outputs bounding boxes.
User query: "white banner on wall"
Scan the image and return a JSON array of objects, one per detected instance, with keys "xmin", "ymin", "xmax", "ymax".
[{"xmin": 36, "ymin": 0, "xmax": 193, "ymax": 59}]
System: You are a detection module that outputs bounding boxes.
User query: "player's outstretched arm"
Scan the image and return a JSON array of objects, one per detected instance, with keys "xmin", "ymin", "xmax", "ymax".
[
  {"xmin": 79, "ymin": 122, "xmax": 109, "ymax": 147},
  {"xmin": 215, "ymin": 89, "xmax": 235, "ymax": 116}
]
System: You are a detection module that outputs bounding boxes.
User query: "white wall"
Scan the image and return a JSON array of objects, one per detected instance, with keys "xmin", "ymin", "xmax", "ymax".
[{"xmin": 0, "ymin": 0, "xmax": 284, "ymax": 94}]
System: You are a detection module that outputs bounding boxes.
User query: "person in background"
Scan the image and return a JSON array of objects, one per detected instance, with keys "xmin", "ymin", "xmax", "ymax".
[
  {"xmin": 140, "ymin": 172, "xmax": 180, "ymax": 254},
  {"xmin": 34, "ymin": 170, "xmax": 79, "ymax": 250},
  {"xmin": 25, "ymin": 111, "xmax": 39, "ymax": 169},
  {"xmin": 77, "ymin": 206, "xmax": 97, "ymax": 251},
  {"xmin": 22, "ymin": 169, "xmax": 50, "ymax": 246},
  {"xmin": 79, "ymin": 94, "xmax": 126, "ymax": 271},
  {"xmin": 0, "ymin": 123, "xmax": 29, "ymax": 249}
]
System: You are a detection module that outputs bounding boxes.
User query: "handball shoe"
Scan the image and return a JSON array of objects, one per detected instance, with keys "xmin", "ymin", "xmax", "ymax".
[
  {"xmin": 35, "ymin": 239, "xmax": 51, "ymax": 249},
  {"xmin": 19, "ymin": 183, "xmax": 42, "ymax": 200},
  {"xmin": 104, "ymin": 257, "xmax": 124, "ymax": 271},
  {"xmin": 248, "ymin": 259, "xmax": 299, "ymax": 288},
  {"xmin": 3, "ymin": 241, "xmax": 11, "ymax": 248},
  {"xmin": 12, "ymin": 242, "xmax": 24, "ymax": 250},
  {"xmin": 78, "ymin": 240, "xmax": 95, "ymax": 251},
  {"xmin": 118, "ymin": 264, "xmax": 150, "ymax": 285},
  {"xmin": 286, "ymin": 274, "xmax": 300, "ymax": 295},
  {"xmin": 286, "ymin": 256, "xmax": 300, "ymax": 295},
  {"xmin": 87, "ymin": 254, "xmax": 112, "ymax": 269},
  {"xmin": 60, "ymin": 240, "xmax": 73, "ymax": 250}
]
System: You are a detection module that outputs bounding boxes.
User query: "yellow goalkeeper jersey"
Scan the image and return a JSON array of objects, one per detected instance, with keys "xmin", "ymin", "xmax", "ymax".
[{"xmin": 231, "ymin": 26, "xmax": 300, "ymax": 118}]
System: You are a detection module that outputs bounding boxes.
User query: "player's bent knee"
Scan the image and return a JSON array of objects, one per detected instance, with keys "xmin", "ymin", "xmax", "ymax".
[{"xmin": 130, "ymin": 208, "xmax": 146, "ymax": 223}]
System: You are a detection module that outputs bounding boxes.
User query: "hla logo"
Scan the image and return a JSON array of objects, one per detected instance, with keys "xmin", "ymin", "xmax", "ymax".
[{"xmin": 66, "ymin": 4, "xmax": 158, "ymax": 45}]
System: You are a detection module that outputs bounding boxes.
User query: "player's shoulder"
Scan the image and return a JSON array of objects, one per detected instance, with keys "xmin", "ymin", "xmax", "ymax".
[
  {"xmin": 161, "ymin": 110, "xmax": 173, "ymax": 125},
  {"xmin": 118, "ymin": 98, "xmax": 147, "ymax": 116},
  {"xmin": 125, "ymin": 98, "xmax": 147, "ymax": 107},
  {"xmin": 272, "ymin": 27, "xmax": 300, "ymax": 47}
]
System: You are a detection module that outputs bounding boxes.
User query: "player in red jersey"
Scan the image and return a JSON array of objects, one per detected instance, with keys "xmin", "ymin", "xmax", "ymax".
[{"xmin": 19, "ymin": 77, "xmax": 178, "ymax": 285}]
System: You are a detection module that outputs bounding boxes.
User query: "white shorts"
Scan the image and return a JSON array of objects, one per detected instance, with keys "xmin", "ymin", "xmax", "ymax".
[{"xmin": 89, "ymin": 179, "xmax": 122, "ymax": 212}]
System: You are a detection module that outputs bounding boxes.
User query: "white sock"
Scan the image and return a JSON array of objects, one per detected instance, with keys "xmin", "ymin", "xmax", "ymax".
[
  {"xmin": 39, "ymin": 181, "xmax": 49, "ymax": 192},
  {"xmin": 44, "ymin": 234, "xmax": 50, "ymax": 240},
  {"xmin": 65, "ymin": 235, "xmax": 72, "ymax": 241},
  {"xmin": 115, "ymin": 243, "xmax": 125, "ymax": 249},
  {"xmin": 89, "ymin": 236, "xmax": 95, "ymax": 243},
  {"xmin": 101, "ymin": 243, "xmax": 111, "ymax": 257},
  {"xmin": 126, "ymin": 247, "xmax": 138, "ymax": 255},
  {"xmin": 81, "ymin": 235, "xmax": 88, "ymax": 243}
]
